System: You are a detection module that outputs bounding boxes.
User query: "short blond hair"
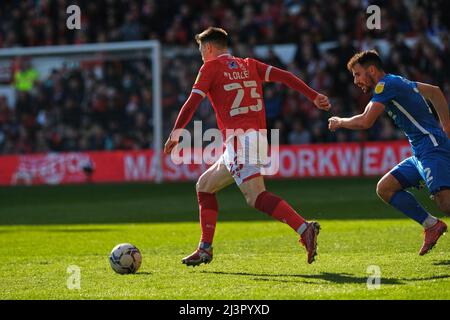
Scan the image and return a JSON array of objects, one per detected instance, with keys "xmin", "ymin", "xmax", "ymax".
[{"xmin": 195, "ymin": 27, "xmax": 228, "ymax": 48}]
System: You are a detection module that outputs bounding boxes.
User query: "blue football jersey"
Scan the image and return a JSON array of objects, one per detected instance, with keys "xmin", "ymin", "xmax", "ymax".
[{"xmin": 371, "ymin": 74, "xmax": 449, "ymax": 156}]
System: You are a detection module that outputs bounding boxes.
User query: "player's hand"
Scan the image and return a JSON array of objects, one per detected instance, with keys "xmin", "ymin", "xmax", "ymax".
[
  {"xmin": 313, "ymin": 94, "xmax": 331, "ymax": 111},
  {"xmin": 164, "ymin": 135, "xmax": 179, "ymax": 154},
  {"xmin": 328, "ymin": 117, "xmax": 342, "ymax": 132}
]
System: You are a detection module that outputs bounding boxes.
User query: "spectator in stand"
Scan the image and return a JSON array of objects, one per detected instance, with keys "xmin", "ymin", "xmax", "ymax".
[
  {"xmin": 0, "ymin": 0, "xmax": 448, "ymax": 155},
  {"xmin": 288, "ymin": 120, "xmax": 311, "ymax": 145},
  {"xmin": 14, "ymin": 59, "xmax": 38, "ymax": 92}
]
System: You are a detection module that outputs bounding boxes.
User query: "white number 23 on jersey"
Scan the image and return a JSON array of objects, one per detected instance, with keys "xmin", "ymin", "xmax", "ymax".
[{"xmin": 224, "ymin": 81, "xmax": 262, "ymax": 117}]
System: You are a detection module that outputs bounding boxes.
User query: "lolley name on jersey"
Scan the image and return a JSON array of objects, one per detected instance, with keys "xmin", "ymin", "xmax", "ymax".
[{"xmin": 223, "ymin": 70, "xmax": 250, "ymax": 80}]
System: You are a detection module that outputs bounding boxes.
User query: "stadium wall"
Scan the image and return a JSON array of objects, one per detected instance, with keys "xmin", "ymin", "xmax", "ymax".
[{"xmin": 0, "ymin": 140, "xmax": 411, "ymax": 186}]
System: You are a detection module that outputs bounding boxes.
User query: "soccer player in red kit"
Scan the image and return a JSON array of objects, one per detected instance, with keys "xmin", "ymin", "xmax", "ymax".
[{"xmin": 164, "ymin": 27, "xmax": 331, "ymax": 265}]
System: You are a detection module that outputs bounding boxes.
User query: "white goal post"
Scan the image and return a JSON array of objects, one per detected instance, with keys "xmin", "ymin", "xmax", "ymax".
[{"xmin": 0, "ymin": 40, "xmax": 163, "ymax": 183}]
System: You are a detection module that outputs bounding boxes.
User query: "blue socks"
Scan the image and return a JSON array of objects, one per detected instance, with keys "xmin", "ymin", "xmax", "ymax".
[{"xmin": 389, "ymin": 190, "xmax": 430, "ymax": 225}]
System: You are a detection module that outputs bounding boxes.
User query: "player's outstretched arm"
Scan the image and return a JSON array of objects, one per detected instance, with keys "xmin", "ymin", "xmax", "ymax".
[
  {"xmin": 328, "ymin": 101, "xmax": 384, "ymax": 131},
  {"xmin": 416, "ymin": 82, "xmax": 450, "ymax": 137},
  {"xmin": 164, "ymin": 92, "xmax": 203, "ymax": 154},
  {"xmin": 264, "ymin": 66, "xmax": 331, "ymax": 111}
]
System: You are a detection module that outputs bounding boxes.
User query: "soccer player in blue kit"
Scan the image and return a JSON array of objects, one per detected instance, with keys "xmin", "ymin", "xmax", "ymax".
[{"xmin": 328, "ymin": 50, "xmax": 450, "ymax": 255}]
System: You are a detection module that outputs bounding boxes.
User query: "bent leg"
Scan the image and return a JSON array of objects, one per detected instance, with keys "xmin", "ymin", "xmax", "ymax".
[
  {"xmin": 381, "ymin": 158, "xmax": 437, "ymax": 228},
  {"xmin": 239, "ymin": 175, "xmax": 320, "ymax": 263},
  {"xmin": 239, "ymin": 176, "xmax": 307, "ymax": 235},
  {"xmin": 370, "ymin": 156, "xmax": 450, "ymax": 257}
]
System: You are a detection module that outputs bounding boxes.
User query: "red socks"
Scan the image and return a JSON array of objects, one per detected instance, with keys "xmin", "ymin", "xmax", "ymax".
[
  {"xmin": 254, "ymin": 191, "xmax": 306, "ymax": 233},
  {"xmin": 197, "ymin": 192, "xmax": 218, "ymax": 245},
  {"xmin": 197, "ymin": 190, "xmax": 306, "ymax": 246}
]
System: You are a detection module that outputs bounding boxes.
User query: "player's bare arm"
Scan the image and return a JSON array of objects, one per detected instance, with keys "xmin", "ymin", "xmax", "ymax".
[
  {"xmin": 328, "ymin": 101, "xmax": 385, "ymax": 131},
  {"xmin": 416, "ymin": 82, "xmax": 450, "ymax": 137}
]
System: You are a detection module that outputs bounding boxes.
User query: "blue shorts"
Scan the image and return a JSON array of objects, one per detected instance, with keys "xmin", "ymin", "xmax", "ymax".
[{"xmin": 390, "ymin": 146, "xmax": 450, "ymax": 195}]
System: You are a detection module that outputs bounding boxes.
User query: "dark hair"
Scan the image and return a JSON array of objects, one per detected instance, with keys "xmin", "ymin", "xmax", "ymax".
[
  {"xmin": 195, "ymin": 27, "xmax": 228, "ymax": 48},
  {"xmin": 347, "ymin": 50, "xmax": 384, "ymax": 71}
]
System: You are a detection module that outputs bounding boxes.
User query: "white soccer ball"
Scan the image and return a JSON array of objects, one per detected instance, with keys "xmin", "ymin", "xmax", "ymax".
[{"xmin": 109, "ymin": 243, "xmax": 142, "ymax": 274}]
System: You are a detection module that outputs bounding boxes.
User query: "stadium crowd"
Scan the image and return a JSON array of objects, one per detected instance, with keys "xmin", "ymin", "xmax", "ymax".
[{"xmin": 0, "ymin": 0, "xmax": 449, "ymax": 154}]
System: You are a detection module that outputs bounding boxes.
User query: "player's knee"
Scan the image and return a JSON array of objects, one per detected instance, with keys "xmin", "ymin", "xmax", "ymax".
[
  {"xmin": 196, "ymin": 176, "xmax": 207, "ymax": 193},
  {"xmin": 376, "ymin": 178, "xmax": 401, "ymax": 203},
  {"xmin": 376, "ymin": 180, "xmax": 390, "ymax": 202},
  {"xmin": 243, "ymin": 193, "xmax": 257, "ymax": 208}
]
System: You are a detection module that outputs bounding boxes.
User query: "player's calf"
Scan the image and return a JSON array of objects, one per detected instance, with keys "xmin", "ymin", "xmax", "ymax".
[
  {"xmin": 435, "ymin": 189, "xmax": 450, "ymax": 216},
  {"xmin": 239, "ymin": 178, "xmax": 320, "ymax": 264}
]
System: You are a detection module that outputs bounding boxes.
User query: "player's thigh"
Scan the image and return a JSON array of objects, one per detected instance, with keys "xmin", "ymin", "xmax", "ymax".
[
  {"xmin": 196, "ymin": 160, "xmax": 234, "ymax": 194},
  {"xmin": 380, "ymin": 157, "xmax": 423, "ymax": 198},
  {"xmin": 238, "ymin": 175, "xmax": 266, "ymax": 207}
]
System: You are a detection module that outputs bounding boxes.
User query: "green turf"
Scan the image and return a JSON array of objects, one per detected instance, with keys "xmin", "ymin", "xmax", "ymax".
[{"xmin": 0, "ymin": 178, "xmax": 449, "ymax": 299}]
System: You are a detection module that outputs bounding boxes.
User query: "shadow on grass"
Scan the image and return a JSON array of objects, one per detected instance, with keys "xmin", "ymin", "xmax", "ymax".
[
  {"xmin": 433, "ymin": 260, "xmax": 450, "ymax": 266},
  {"xmin": 134, "ymin": 271, "xmax": 153, "ymax": 276},
  {"xmin": 401, "ymin": 275, "xmax": 450, "ymax": 281},
  {"xmin": 201, "ymin": 271, "xmax": 402, "ymax": 285},
  {"xmin": 0, "ymin": 228, "xmax": 117, "ymax": 233},
  {"xmin": 201, "ymin": 271, "xmax": 450, "ymax": 285},
  {"xmin": 40, "ymin": 228, "xmax": 117, "ymax": 233}
]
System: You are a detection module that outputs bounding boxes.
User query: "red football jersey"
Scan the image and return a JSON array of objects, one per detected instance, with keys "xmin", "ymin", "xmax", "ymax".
[{"xmin": 192, "ymin": 53, "xmax": 272, "ymax": 133}]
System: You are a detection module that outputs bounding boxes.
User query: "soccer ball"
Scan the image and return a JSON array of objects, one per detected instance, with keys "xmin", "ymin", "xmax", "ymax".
[{"xmin": 109, "ymin": 243, "xmax": 142, "ymax": 274}]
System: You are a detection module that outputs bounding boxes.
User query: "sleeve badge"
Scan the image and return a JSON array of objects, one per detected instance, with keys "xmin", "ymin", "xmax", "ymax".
[{"xmin": 375, "ymin": 82, "xmax": 385, "ymax": 94}]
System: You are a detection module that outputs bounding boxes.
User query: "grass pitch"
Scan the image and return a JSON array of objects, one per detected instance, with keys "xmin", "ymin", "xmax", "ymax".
[{"xmin": 0, "ymin": 178, "xmax": 449, "ymax": 299}]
